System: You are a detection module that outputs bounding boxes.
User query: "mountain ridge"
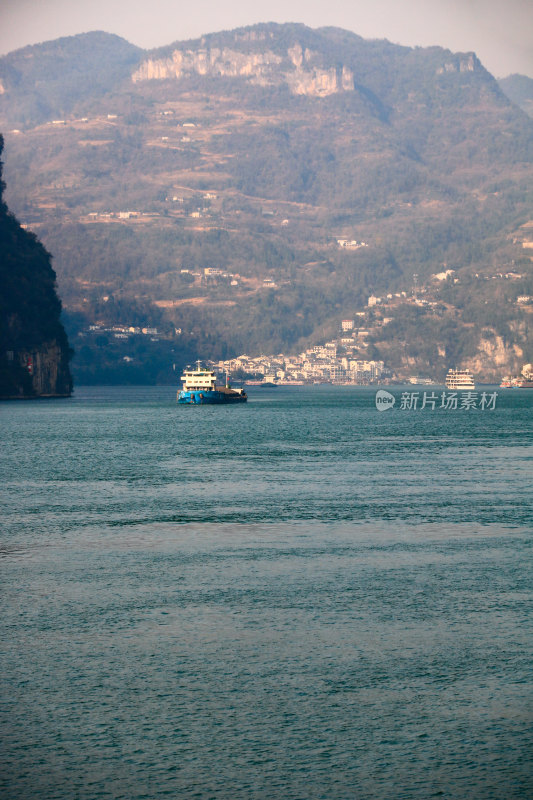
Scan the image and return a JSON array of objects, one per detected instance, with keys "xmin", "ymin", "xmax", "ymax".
[
  {"xmin": 0, "ymin": 23, "xmax": 531, "ymax": 382},
  {"xmin": 0, "ymin": 32, "xmax": 142, "ymax": 127},
  {"xmin": 1, "ymin": 25, "xmax": 523, "ymax": 128}
]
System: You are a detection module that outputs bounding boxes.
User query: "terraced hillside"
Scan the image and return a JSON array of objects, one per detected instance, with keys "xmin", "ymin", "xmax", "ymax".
[{"xmin": 1, "ymin": 24, "xmax": 532, "ymax": 381}]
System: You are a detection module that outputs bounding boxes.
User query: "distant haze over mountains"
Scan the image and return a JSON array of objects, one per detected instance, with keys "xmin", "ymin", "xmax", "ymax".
[
  {"xmin": 1, "ymin": 0, "xmax": 531, "ymax": 80},
  {"xmin": 0, "ymin": 24, "xmax": 532, "ymax": 382},
  {"xmin": 498, "ymin": 74, "xmax": 533, "ymax": 118},
  {"xmin": 1, "ymin": 25, "xmax": 531, "ymax": 128}
]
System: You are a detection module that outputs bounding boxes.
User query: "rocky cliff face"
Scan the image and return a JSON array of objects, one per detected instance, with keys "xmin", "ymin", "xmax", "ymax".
[
  {"xmin": 132, "ymin": 40, "xmax": 355, "ymax": 97},
  {"xmin": 462, "ymin": 333, "xmax": 524, "ymax": 382},
  {"xmin": 0, "ymin": 134, "xmax": 72, "ymax": 399},
  {"xmin": 436, "ymin": 54, "xmax": 478, "ymax": 75},
  {"xmin": 379, "ymin": 328, "xmax": 525, "ymax": 383},
  {"xmin": 3, "ymin": 342, "xmax": 72, "ymax": 398}
]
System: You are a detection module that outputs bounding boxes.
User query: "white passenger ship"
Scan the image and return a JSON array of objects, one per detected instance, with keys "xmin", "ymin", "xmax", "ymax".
[{"xmin": 445, "ymin": 368, "xmax": 475, "ymax": 390}]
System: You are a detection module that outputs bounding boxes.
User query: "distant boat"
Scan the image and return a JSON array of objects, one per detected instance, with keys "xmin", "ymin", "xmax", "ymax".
[
  {"xmin": 408, "ymin": 376, "xmax": 434, "ymax": 385},
  {"xmin": 445, "ymin": 368, "xmax": 475, "ymax": 390},
  {"xmin": 178, "ymin": 362, "xmax": 247, "ymax": 404},
  {"xmin": 260, "ymin": 374, "xmax": 278, "ymax": 387},
  {"xmin": 511, "ymin": 378, "xmax": 533, "ymax": 389},
  {"xmin": 498, "ymin": 375, "xmax": 533, "ymax": 388},
  {"xmin": 245, "ymin": 375, "xmax": 278, "ymax": 387}
]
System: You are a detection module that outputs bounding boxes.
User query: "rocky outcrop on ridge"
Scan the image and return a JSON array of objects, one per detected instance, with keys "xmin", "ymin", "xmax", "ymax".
[{"xmin": 132, "ymin": 41, "xmax": 355, "ymax": 97}]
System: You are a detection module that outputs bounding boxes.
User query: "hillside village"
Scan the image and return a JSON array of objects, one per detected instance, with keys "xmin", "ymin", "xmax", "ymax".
[
  {"xmin": 211, "ymin": 267, "xmax": 532, "ymax": 384},
  {"xmin": 2, "ymin": 26, "xmax": 532, "ymax": 384},
  {"xmin": 72, "ymin": 263, "xmax": 532, "ymax": 385}
]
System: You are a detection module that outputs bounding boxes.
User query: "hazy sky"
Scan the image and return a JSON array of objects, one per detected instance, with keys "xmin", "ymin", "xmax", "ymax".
[{"xmin": 1, "ymin": 0, "xmax": 532, "ymax": 78}]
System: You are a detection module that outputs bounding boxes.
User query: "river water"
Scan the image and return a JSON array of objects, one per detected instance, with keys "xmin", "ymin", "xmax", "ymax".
[{"xmin": 1, "ymin": 385, "xmax": 532, "ymax": 798}]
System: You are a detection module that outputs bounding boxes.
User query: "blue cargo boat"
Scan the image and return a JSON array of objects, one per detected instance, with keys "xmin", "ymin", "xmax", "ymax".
[{"xmin": 177, "ymin": 362, "xmax": 247, "ymax": 404}]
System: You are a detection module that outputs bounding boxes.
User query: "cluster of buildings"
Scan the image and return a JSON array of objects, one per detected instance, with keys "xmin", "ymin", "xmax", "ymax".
[
  {"xmin": 178, "ymin": 267, "xmax": 277, "ymax": 288},
  {"xmin": 336, "ymin": 239, "xmax": 368, "ymax": 250},
  {"xmin": 209, "ymin": 275, "xmax": 445, "ymax": 384},
  {"xmin": 212, "ymin": 324, "xmax": 389, "ymax": 385},
  {"xmin": 86, "ymin": 324, "xmax": 161, "ymax": 340},
  {"xmin": 85, "ymin": 210, "xmax": 160, "ymax": 221},
  {"xmin": 184, "ymin": 267, "xmax": 240, "ymax": 286},
  {"xmin": 209, "ymin": 281, "xmax": 434, "ymax": 384}
]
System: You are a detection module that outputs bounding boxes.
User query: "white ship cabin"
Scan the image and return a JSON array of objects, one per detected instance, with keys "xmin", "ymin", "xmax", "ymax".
[
  {"xmin": 181, "ymin": 364, "xmax": 217, "ymax": 391},
  {"xmin": 445, "ymin": 368, "xmax": 475, "ymax": 390}
]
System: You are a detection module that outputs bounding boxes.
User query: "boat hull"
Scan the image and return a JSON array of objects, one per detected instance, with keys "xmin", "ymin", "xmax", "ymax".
[{"xmin": 178, "ymin": 389, "xmax": 247, "ymax": 404}]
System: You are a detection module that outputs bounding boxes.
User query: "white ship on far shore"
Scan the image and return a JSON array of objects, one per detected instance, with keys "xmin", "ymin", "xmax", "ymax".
[
  {"xmin": 445, "ymin": 368, "xmax": 475, "ymax": 390},
  {"xmin": 407, "ymin": 376, "xmax": 434, "ymax": 385}
]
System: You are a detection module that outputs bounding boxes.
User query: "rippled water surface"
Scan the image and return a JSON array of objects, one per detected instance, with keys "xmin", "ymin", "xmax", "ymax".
[{"xmin": 1, "ymin": 385, "xmax": 532, "ymax": 799}]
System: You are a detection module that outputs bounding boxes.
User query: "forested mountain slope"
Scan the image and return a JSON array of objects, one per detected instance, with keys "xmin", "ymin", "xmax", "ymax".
[{"xmin": 1, "ymin": 24, "xmax": 531, "ymax": 381}]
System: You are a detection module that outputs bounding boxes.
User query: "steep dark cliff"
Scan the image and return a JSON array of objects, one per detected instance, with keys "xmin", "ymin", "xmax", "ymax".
[{"xmin": 0, "ymin": 134, "xmax": 72, "ymax": 398}]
